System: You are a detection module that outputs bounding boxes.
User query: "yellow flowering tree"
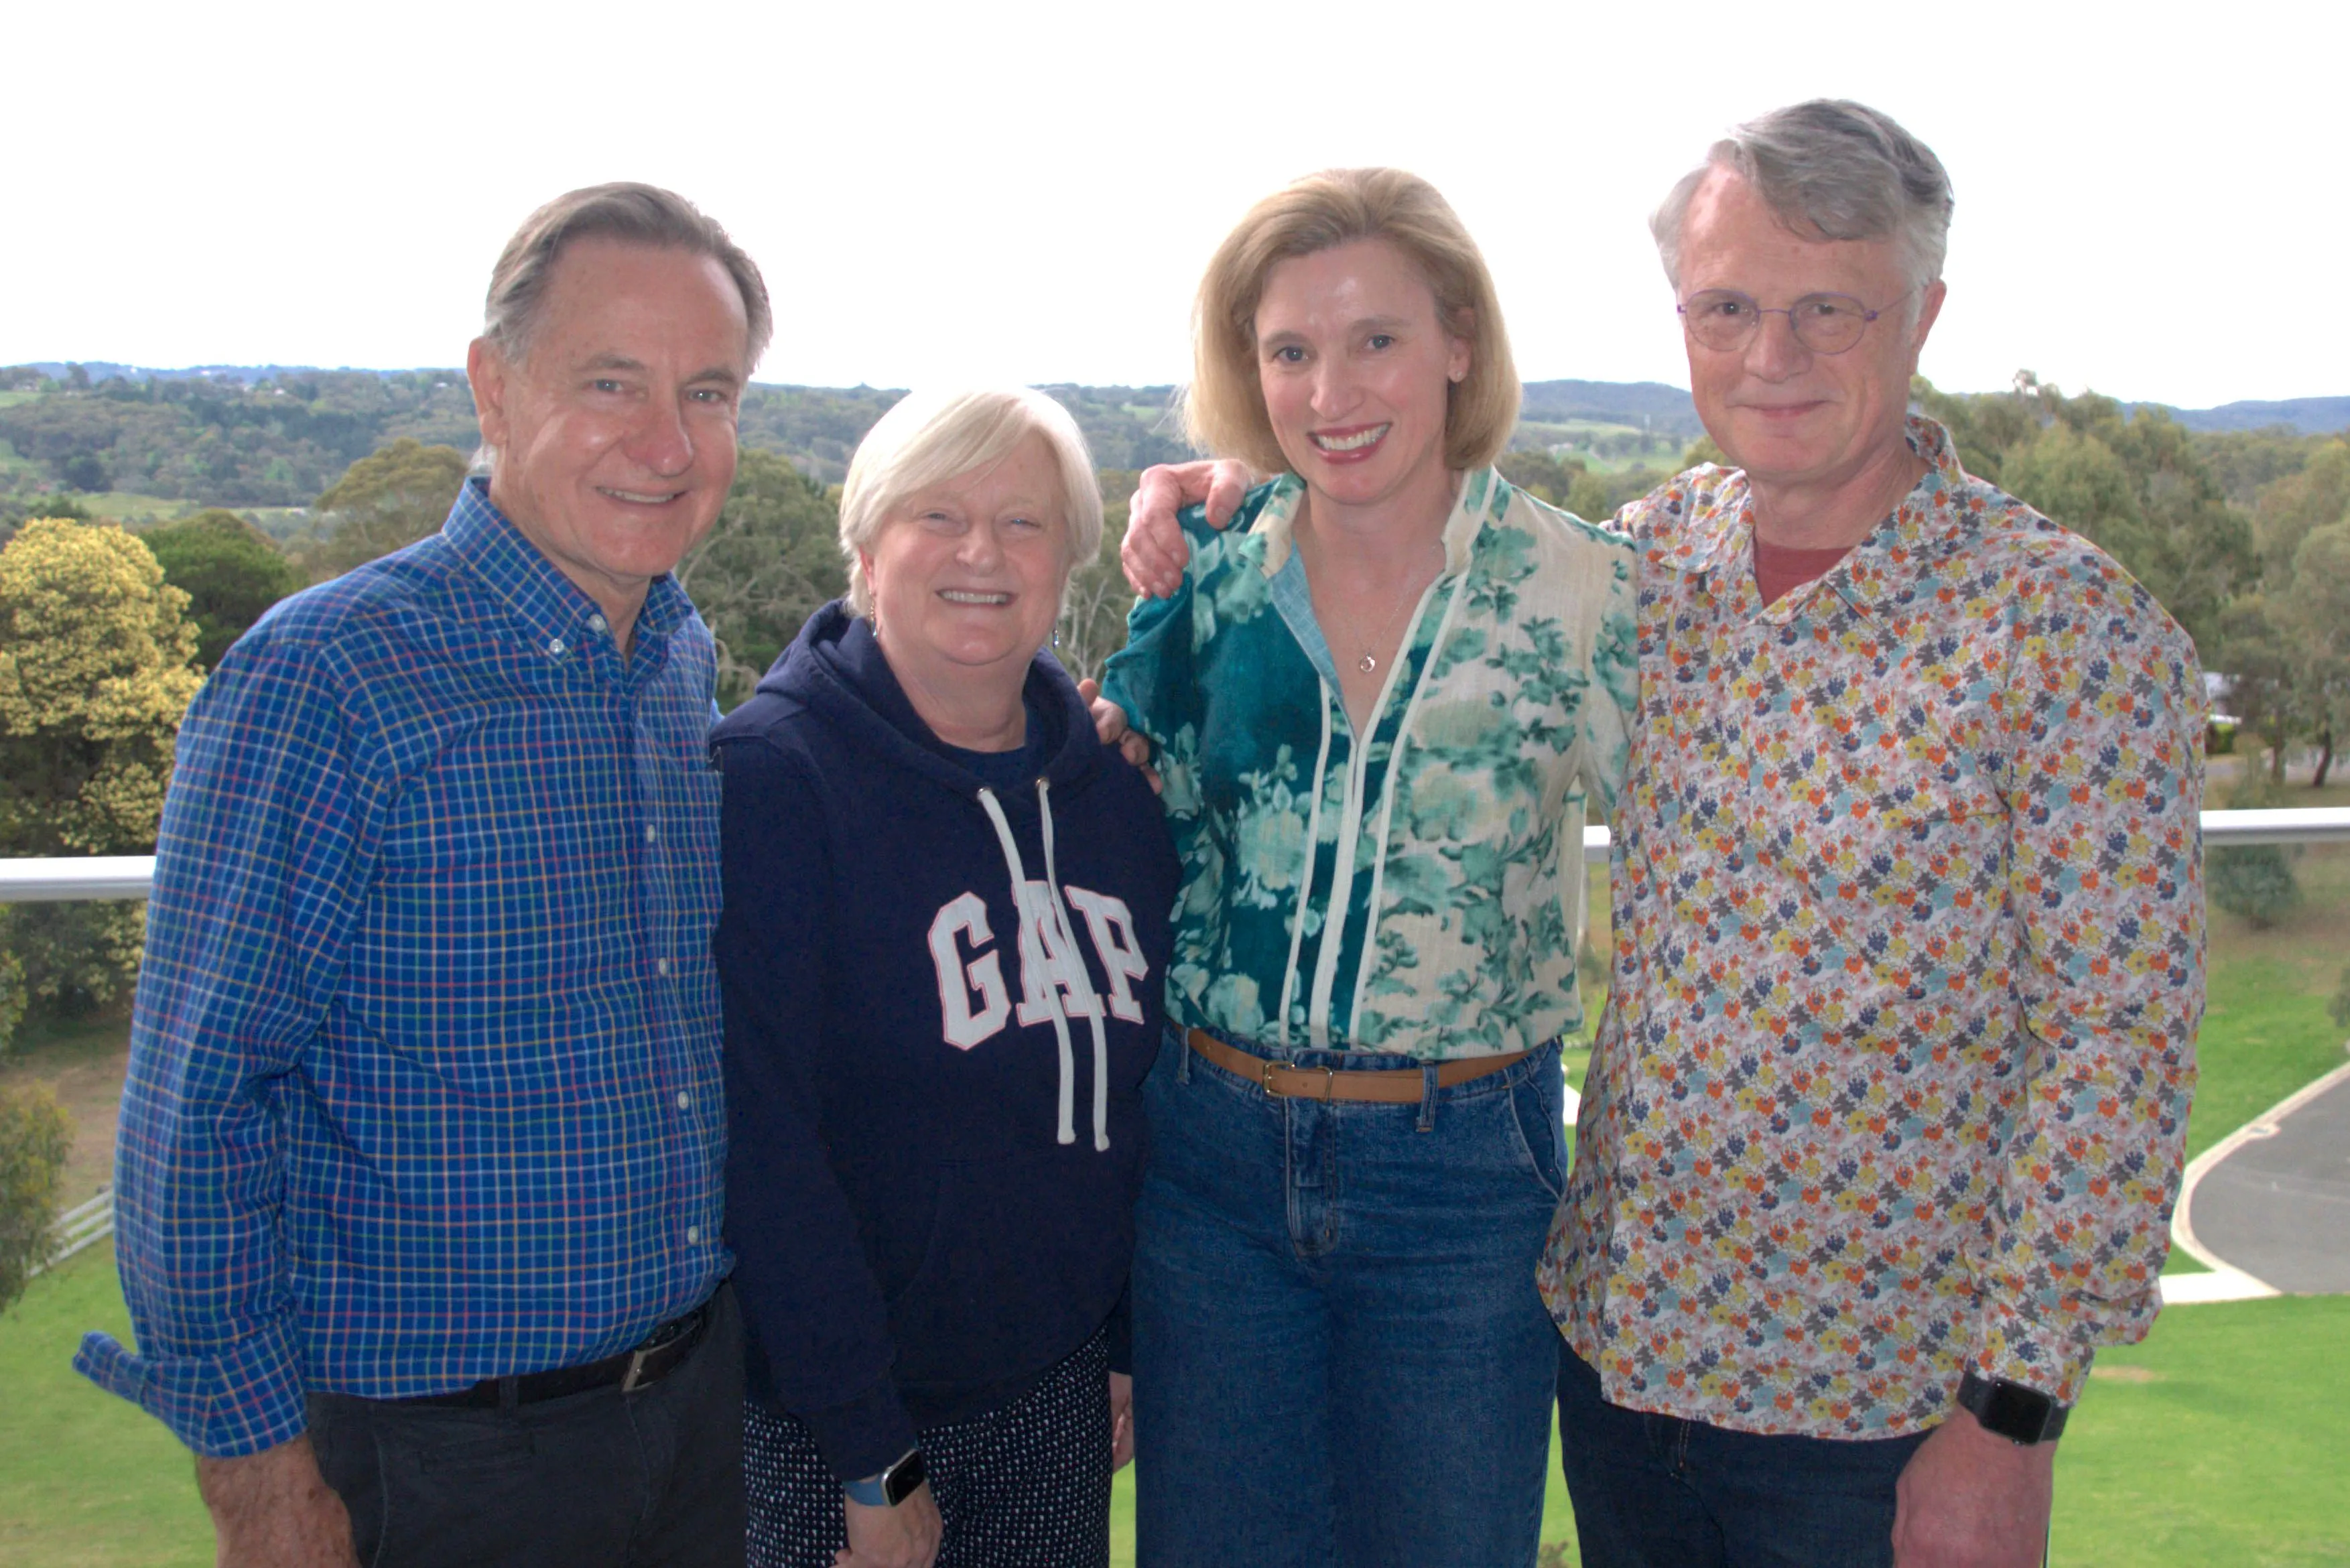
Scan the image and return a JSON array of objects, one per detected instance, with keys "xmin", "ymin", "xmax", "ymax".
[{"xmin": 0, "ymin": 519, "xmax": 202, "ymax": 1051}]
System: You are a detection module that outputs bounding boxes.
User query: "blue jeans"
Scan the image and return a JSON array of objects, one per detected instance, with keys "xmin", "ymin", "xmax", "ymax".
[
  {"xmin": 1130, "ymin": 1028, "xmax": 1565, "ymax": 1568},
  {"xmin": 1557, "ymin": 1344, "xmax": 1931, "ymax": 1568}
]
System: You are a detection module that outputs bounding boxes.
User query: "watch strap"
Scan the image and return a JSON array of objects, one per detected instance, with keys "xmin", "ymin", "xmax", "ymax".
[
  {"xmin": 842, "ymin": 1447, "xmax": 924, "ymax": 1508},
  {"xmin": 1956, "ymin": 1370, "xmax": 2069, "ymax": 1444}
]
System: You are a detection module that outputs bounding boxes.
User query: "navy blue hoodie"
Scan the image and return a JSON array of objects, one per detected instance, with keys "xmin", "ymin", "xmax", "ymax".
[{"xmin": 711, "ymin": 602, "xmax": 1177, "ymax": 1482}]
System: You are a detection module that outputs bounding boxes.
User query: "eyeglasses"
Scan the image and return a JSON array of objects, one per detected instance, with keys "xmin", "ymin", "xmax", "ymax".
[{"xmin": 1676, "ymin": 289, "xmax": 1909, "ymax": 355}]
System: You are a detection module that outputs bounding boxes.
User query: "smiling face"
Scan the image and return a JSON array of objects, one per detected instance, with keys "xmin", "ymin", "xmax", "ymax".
[
  {"xmin": 468, "ymin": 237, "xmax": 749, "ymax": 630},
  {"xmin": 860, "ymin": 432, "xmax": 1071, "ymax": 711},
  {"xmin": 1677, "ymin": 170, "xmax": 1945, "ymax": 496},
  {"xmin": 1253, "ymin": 238, "xmax": 1470, "ymax": 517}
]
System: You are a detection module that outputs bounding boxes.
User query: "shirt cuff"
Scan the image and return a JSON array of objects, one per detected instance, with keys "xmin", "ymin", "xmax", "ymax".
[
  {"xmin": 74, "ymin": 1320, "xmax": 309, "ymax": 1459},
  {"xmin": 1965, "ymin": 1299, "xmax": 2095, "ymax": 1410},
  {"xmin": 794, "ymin": 1376, "xmax": 921, "ymax": 1485}
]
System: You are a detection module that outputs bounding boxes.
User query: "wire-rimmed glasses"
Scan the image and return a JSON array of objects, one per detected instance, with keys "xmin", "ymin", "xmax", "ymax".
[{"xmin": 1677, "ymin": 289, "xmax": 1910, "ymax": 354}]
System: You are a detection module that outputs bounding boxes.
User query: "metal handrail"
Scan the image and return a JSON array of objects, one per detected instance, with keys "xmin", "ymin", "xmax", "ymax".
[{"xmin": 2, "ymin": 809, "xmax": 2346, "ymax": 897}]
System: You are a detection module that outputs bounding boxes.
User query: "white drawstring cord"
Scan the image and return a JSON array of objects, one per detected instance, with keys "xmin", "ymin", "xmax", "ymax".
[
  {"xmin": 976, "ymin": 787, "xmax": 1078, "ymax": 1146},
  {"xmin": 1036, "ymin": 778, "xmax": 1112, "ymax": 1152}
]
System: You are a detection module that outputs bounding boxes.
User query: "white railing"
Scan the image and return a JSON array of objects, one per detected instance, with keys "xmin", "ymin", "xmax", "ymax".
[
  {"xmin": 1, "ymin": 810, "xmax": 2345, "ymax": 897},
  {"xmin": 27, "ymin": 1188, "xmax": 115, "ymax": 1279}
]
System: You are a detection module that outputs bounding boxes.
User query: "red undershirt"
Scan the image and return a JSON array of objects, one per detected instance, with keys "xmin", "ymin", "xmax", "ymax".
[{"xmin": 1752, "ymin": 535, "xmax": 1854, "ymax": 608}]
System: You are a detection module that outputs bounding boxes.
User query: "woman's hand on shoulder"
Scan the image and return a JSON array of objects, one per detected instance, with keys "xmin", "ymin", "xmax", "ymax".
[{"xmin": 1120, "ymin": 460, "xmax": 1256, "ymax": 599}]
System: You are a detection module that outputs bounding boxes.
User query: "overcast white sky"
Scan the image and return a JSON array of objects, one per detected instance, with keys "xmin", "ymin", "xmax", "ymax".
[{"xmin": 9, "ymin": 0, "xmax": 2342, "ymax": 408}]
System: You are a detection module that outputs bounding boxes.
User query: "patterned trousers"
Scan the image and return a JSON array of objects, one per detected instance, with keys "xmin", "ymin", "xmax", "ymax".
[{"xmin": 745, "ymin": 1329, "xmax": 1111, "ymax": 1568}]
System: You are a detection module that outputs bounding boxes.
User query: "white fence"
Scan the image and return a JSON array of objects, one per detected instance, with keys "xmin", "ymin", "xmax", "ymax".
[
  {"xmin": 29, "ymin": 1188, "xmax": 115, "ymax": 1279},
  {"xmin": 5, "ymin": 810, "xmax": 2346, "ymax": 902}
]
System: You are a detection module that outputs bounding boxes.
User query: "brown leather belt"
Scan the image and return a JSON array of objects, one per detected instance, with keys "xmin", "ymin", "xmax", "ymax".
[{"xmin": 1187, "ymin": 1027, "xmax": 1526, "ymax": 1102}]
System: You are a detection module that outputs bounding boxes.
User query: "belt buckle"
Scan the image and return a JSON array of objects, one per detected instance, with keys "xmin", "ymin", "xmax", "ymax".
[
  {"xmin": 620, "ymin": 1348, "xmax": 651, "ymax": 1394},
  {"xmin": 1262, "ymin": 1059, "xmax": 1333, "ymax": 1100}
]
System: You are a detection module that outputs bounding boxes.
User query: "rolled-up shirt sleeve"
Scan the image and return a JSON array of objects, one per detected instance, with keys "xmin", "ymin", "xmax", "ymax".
[
  {"xmin": 1971, "ymin": 566, "xmax": 2206, "ymax": 1404},
  {"xmin": 74, "ymin": 629, "xmax": 378, "ymax": 1457}
]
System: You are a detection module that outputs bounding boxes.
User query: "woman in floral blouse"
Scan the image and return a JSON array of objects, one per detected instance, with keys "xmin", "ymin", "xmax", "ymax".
[{"xmin": 1095, "ymin": 168, "xmax": 1639, "ymax": 1568}]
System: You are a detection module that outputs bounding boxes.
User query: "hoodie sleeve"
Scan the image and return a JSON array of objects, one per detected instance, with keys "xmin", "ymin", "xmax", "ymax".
[{"xmin": 714, "ymin": 736, "xmax": 919, "ymax": 1482}]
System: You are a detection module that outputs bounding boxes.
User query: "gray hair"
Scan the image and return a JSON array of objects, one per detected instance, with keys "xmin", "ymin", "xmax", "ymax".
[
  {"xmin": 1652, "ymin": 100, "xmax": 1953, "ymax": 293},
  {"xmin": 482, "ymin": 182, "xmax": 773, "ymax": 373},
  {"xmin": 839, "ymin": 387, "xmax": 1105, "ymax": 618}
]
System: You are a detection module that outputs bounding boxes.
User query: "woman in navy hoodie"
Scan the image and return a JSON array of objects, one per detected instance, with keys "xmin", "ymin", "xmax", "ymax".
[{"xmin": 712, "ymin": 387, "xmax": 1177, "ymax": 1568}]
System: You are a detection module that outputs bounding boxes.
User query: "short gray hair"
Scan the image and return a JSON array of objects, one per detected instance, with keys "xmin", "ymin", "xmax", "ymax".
[
  {"xmin": 1652, "ymin": 100, "xmax": 1953, "ymax": 293},
  {"xmin": 839, "ymin": 387, "xmax": 1104, "ymax": 618},
  {"xmin": 482, "ymin": 182, "xmax": 773, "ymax": 373}
]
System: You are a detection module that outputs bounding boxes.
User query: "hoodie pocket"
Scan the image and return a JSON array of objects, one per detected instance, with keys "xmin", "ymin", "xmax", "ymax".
[{"xmin": 885, "ymin": 1153, "xmax": 1132, "ymax": 1394}]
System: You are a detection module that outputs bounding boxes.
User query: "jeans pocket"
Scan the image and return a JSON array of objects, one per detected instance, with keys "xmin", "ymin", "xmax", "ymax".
[{"xmin": 1508, "ymin": 1073, "xmax": 1568, "ymax": 1201}]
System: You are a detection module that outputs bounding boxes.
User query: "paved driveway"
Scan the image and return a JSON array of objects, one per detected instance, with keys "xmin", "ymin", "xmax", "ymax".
[{"xmin": 2187, "ymin": 1069, "xmax": 2350, "ymax": 1294}]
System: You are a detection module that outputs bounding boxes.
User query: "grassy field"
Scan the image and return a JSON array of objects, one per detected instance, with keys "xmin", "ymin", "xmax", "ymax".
[
  {"xmin": 0, "ymin": 1245, "xmax": 209, "ymax": 1567},
  {"xmin": 2057, "ymin": 1295, "xmax": 2350, "ymax": 1567}
]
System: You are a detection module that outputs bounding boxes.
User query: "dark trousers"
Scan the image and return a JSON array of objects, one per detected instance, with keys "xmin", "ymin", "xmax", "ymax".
[
  {"xmin": 1557, "ymin": 1343, "xmax": 1929, "ymax": 1568},
  {"xmin": 308, "ymin": 1285, "xmax": 746, "ymax": 1568}
]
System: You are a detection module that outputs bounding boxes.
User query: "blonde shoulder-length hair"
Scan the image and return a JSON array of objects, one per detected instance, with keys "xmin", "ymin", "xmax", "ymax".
[
  {"xmin": 838, "ymin": 386, "xmax": 1104, "ymax": 617},
  {"xmin": 1183, "ymin": 168, "xmax": 1520, "ymax": 476}
]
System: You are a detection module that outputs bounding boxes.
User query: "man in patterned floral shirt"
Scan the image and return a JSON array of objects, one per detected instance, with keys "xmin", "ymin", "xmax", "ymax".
[
  {"xmin": 1120, "ymin": 97, "xmax": 2205, "ymax": 1568},
  {"xmin": 1533, "ymin": 102, "xmax": 2204, "ymax": 1567}
]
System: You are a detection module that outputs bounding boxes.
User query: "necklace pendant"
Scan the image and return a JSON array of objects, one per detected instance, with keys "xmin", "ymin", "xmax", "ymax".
[{"xmin": 1358, "ymin": 653, "xmax": 1379, "ymax": 674}]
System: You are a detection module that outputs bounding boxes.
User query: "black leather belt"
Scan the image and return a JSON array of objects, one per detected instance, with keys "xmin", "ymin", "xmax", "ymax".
[{"xmin": 400, "ymin": 1301, "xmax": 712, "ymax": 1409}]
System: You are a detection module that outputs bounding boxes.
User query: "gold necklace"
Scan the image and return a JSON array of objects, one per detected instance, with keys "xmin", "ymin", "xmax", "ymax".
[{"xmin": 1333, "ymin": 541, "xmax": 1442, "ymax": 675}]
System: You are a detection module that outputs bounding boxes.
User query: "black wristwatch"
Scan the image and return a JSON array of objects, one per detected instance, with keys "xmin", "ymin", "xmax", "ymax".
[
  {"xmin": 842, "ymin": 1447, "xmax": 927, "ymax": 1508},
  {"xmin": 1955, "ymin": 1370, "xmax": 2069, "ymax": 1445}
]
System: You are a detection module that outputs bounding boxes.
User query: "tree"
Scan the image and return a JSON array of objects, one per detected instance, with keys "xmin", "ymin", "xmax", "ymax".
[
  {"xmin": 673, "ymin": 449, "xmax": 846, "ymax": 710},
  {"xmin": 141, "ymin": 509, "xmax": 302, "ymax": 667},
  {"xmin": 2251, "ymin": 439, "xmax": 2350, "ymax": 576},
  {"xmin": 306, "ymin": 438, "xmax": 470, "ymax": 580},
  {"xmin": 1056, "ymin": 482, "xmax": 1137, "ymax": 685},
  {"xmin": 0, "ymin": 1084, "xmax": 71, "ymax": 1313},
  {"xmin": 2274, "ymin": 522, "xmax": 2350, "ymax": 786},
  {"xmin": 2214, "ymin": 594, "xmax": 2301, "ymax": 783},
  {"xmin": 0, "ymin": 519, "xmax": 203, "ymax": 1051}
]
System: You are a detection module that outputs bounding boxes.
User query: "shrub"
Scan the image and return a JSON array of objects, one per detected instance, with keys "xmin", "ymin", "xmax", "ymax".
[
  {"xmin": 2208, "ymin": 845, "xmax": 2302, "ymax": 929},
  {"xmin": 0, "ymin": 1083, "xmax": 72, "ymax": 1313}
]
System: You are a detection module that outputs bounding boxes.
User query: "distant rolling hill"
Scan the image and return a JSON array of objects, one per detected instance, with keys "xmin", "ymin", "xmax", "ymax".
[{"xmin": 2128, "ymin": 397, "xmax": 2350, "ymax": 435}]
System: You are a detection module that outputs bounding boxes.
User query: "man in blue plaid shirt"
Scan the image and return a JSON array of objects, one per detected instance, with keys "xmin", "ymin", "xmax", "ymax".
[{"xmin": 76, "ymin": 184, "xmax": 771, "ymax": 1567}]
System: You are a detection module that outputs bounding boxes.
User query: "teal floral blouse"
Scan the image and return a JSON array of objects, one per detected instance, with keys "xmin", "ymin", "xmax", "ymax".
[{"xmin": 1100, "ymin": 467, "xmax": 1639, "ymax": 1062}]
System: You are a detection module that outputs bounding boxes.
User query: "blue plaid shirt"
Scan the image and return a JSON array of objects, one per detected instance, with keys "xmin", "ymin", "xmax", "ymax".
[{"xmin": 76, "ymin": 479, "xmax": 730, "ymax": 1458}]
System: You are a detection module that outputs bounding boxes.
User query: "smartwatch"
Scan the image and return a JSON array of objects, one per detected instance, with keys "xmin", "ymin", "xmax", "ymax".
[
  {"xmin": 842, "ymin": 1447, "xmax": 927, "ymax": 1508},
  {"xmin": 1955, "ymin": 1370, "xmax": 2069, "ymax": 1445}
]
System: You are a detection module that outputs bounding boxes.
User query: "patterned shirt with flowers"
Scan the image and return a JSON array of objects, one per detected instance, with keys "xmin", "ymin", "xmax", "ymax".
[
  {"xmin": 1100, "ymin": 466, "xmax": 1638, "ymax": 1061},
  {"xmin": 1540, "ymin": 415, "xmax": 2205, "ymax": 1437}
]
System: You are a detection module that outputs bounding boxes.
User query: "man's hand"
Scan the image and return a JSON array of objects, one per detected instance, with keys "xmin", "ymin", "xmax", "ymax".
[
  {"xmin": 1891, "ymin": 1407, "xmax": 2057, "ymax": 1567},
  {"xmin": 195, "ymin": 1433, "xmax": 359, "ymax": 1568},
  {"xmin": 1109, "ymin": 1371, "xmax": 1134, "ymax": 1472},
  {"xmin": 1119, "ymin": 460, "xmax": 1255, "ymax": 599},
  {"xmin": 1076, "ymin": 679, "xmax": 1157, "ymax": 791},
  {"xmin": 836, "ymin": 1481, "xmax": 943, "ymax": 1568}
]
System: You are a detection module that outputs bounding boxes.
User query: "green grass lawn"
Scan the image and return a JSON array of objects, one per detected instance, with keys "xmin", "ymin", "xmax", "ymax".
[
  {"xmin": 0, "ymin": 1244, "xmax": 208, "ymax": 1567},
  {"xmin": 2056, "ymin": 1295, "xmax": 2350, "ymax": 1567}
]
